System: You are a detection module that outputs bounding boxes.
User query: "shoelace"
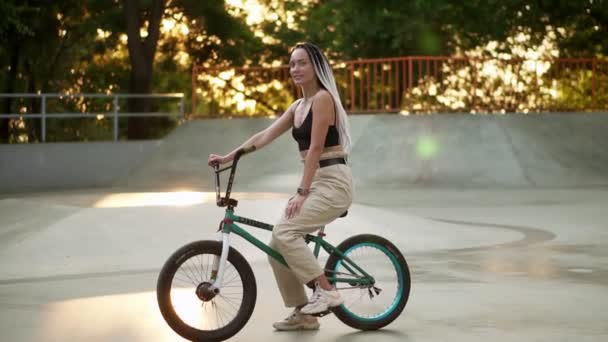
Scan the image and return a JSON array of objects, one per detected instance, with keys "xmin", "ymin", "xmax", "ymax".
[{"xmin": 286, "ymin": 310, "xmax": 299, "ymax": 321}]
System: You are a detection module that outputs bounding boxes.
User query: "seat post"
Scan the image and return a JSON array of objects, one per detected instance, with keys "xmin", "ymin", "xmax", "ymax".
[{"xmin": 313, "ymin": 226, "xmax": 326, "ymax": 258}]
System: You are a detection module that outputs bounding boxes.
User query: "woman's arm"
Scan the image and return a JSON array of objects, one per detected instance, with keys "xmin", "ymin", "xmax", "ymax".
[
  {"xmin": 285, "ymin": 91, "xmax": 333, "ymax": 219},
  {"xmin": 209, "ymin": 100, "xmax": 299, "ymax": 165}
]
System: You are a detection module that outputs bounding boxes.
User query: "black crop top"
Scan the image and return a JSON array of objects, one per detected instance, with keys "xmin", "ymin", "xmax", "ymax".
[{"xmin": 291, "ymin": 107, "xmax": 340, "ymax": 151}]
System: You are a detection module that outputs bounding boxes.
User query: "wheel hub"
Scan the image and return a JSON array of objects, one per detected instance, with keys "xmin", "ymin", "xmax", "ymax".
[{"xmin": 196, "ymin": 282, "xmax": 217, "ymax": 301}]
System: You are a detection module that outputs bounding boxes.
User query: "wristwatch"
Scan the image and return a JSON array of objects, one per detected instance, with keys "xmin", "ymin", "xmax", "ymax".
[{"xmin": 297, "ymin": 187, "xmax": 310, "ymax": 196}]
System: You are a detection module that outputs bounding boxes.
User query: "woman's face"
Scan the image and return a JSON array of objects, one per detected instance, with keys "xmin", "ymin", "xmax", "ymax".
[{"xmin": 289, "ymin": 48, "xmax": 316, "ymax": 86}]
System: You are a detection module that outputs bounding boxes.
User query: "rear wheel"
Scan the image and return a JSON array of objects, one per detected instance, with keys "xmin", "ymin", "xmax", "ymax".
[
  {"xmin": 157, "ymin": 240, "xmax": 256, "ymax": 341},
  {"xmin": 325, "ymin": 234, "xmax": 410, "ymax": 330}
]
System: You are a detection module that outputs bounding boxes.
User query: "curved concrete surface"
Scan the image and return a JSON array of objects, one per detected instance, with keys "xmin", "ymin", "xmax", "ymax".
[
  {"xmin": 1, "ymin": 114, "xmax": 608, "ymax": 341},
  {"xmin": 119, "ymin": 114, "xmax": 608, "ymax": 191}
]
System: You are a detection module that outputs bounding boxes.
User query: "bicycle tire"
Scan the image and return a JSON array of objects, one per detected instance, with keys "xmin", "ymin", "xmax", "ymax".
[
  {"xmin": 325, "ymin": 234, "xmax": 410, "ymax": 330},
  {"xmin": 157, "ymin": 240, "xmax": 256, "ymax": 341}
]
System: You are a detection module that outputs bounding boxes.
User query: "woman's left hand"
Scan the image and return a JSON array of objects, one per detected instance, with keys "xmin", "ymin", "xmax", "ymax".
[{"xmin": 286, "ymin": 194, "xmax": 307, "ymax": 219}]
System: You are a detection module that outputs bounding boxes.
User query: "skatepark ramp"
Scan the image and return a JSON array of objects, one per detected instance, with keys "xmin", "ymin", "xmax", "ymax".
[{"xmin": 118, "ymin": 113, "xmax": 608, "ymax": 191}]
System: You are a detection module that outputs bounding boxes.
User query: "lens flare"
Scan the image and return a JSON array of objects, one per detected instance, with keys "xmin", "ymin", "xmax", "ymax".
[{"xmin": 416, "ymin": 135, "xmax": 439, "ymax": 159}]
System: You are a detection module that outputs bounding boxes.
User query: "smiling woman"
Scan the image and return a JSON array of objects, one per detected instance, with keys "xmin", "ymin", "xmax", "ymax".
[{"xmin": 206, "ymin": 42, "xmax": 356, "ymax": 331}]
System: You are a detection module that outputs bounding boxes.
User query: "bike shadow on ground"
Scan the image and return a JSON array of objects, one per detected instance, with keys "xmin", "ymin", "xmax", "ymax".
[{"xmin": 332, "ymin": 329, "xmax": 409, "ymax": 342}]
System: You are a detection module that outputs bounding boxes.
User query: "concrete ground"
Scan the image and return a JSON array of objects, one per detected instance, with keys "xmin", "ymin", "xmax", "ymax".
[{"xmin": 1, "ymin": 114, "xmax": 608, "ymax": 341}]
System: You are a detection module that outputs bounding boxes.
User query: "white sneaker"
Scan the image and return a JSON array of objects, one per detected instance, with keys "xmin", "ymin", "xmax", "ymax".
[
  {"xmin": 272, "ymin": 309, "xmax": 320, "ymax": 331},
  {"xmin": 299, "ymin": 282, "xmax": 344, "ymax": 315}
]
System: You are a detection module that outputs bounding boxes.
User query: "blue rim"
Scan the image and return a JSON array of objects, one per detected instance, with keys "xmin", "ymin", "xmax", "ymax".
[{"xmin": 335, "ymin": 242, "xmax": 403, "ymax": 321}]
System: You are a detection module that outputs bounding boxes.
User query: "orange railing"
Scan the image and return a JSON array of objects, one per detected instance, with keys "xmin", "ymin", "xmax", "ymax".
[{"xmin": 192, "ymin": 56, "xmax": 608, "ymax": 116}]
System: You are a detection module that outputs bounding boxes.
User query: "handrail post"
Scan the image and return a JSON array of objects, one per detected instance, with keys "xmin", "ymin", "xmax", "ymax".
[
  {"xmin": 180, "ymin": 95, "xmax": 185, "ymax": 119},
  {"xmin": 350, "ymin": 63, "xmax": 355, "ymax": 111},
  {"xmin": 408, "ymin": 57, "xmax": 413, "ymax": 112},
  {"xmin": 191, "ymin": 66, "xmax": 196, "ymax": 117},
  {"xmin": 41, "ymin": 94, "xmax": 46, "ymax": 142},
  {"xmin": 592, "ymin": 59, "xmax": 597, "ymax": 111},
  {"xmin": 113, "ymin": 95, "xmax": 119, "ymax": 141}
]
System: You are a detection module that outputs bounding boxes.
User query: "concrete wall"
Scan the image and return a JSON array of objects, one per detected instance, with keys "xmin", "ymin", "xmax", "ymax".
[
  {"xmin": 2, "ymin": 113, "xmax": 608, "ymax": 193},
  {"xmin": 0, "ymin": 141, "xmax": 161, "ymax": 193},
  {"xmin": 119, "ymin": 114, "xmax": 608, "ymax": 191}
]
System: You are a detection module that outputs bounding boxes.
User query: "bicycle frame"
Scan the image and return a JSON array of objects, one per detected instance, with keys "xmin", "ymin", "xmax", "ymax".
[{"xmin": 210, "ymin": 147, "xmax": 374, "ymax": 291}]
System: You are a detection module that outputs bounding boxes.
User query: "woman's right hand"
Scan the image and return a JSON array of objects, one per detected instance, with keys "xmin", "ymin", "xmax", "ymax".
[{"xmin": 208, "ymin": 154, "xmax": 228, "ymax": 166}]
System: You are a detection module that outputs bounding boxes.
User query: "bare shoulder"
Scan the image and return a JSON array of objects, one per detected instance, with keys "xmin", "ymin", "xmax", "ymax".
[
  {"xmin": 287, "ymin": 98, "xmax": 303, "ymax": 113},
  {"xmin": 281, "ymin": 99, "xmax": 301, "ymax": 118},
  {"xmin": 290, "ymin": 98, "xmax": 304, "ymax": 108},
  {"xmin": 312, "ymin": 90, "xmax": 335, "ymax": 113}
]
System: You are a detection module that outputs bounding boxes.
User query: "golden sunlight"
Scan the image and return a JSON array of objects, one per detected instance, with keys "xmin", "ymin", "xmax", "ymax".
[
  {"xmin": 38, "ymin": 292, "xmax": 182, "ymax": 340},
  {"xmin": 94, "ymin": 191, "xmax": 216, "ymax": 208},
  {"xmin": 93, "ymin": 191, "xmax": 290, "ymax": 208},
  {"xmin": 96, "ymin": 28, "xmax": 112, "ymax": 40},
  {"xmin": 161, "ymin": 18, "xmax": 176, "ymax": 32}
]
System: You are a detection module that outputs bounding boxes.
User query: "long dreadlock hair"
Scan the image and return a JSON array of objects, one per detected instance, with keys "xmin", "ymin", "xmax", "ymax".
[{"xmin": 292, "ymin": 42, "xmax": 352, "ymax": 155}]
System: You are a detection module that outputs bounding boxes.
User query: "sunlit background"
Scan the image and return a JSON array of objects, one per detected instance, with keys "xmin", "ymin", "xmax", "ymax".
[
  {"xmin": 93, "ymin": 191, "xmax": 289, "ymax": 208},
  {"xmin": 2, "ymin": 0, "xmax": 606, "ymax": 143}
]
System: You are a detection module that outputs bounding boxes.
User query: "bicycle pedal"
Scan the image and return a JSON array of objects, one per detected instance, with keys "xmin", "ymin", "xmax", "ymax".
[{"xmin": 311, "ymin": 309, "xmax": 333, "ymax": 317}]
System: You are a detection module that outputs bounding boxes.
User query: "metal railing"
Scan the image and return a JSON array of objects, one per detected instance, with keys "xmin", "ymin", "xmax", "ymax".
[
  {"xmin": 193, "ymin": 56, "xmax": 608, "ymax": 115},
  {"xmin": 0, "ymin": 93, "xmax": 184, "ymax": 142}
]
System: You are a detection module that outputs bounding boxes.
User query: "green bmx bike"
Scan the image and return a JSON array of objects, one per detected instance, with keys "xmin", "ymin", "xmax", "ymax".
[{"xmin": 157, "ymin": 147, "xmax": 411, "ymax": 341}]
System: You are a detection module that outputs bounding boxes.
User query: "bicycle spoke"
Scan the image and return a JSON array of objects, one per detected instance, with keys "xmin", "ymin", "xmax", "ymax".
[
  {"xmin": 196, "ymin": 254, "xmax": 205, "ymax": 281},
  {"xmin": 218, "ymin": 295, "xmax": 241, "ymax": 311},
  {"xmin": 169, "ymin": 251, "xmax": 244, "ymax": 332},
  {"xmin": 183, "ymin": 259, "xmax": 201, "ymax": 284},
  {"xmin": 176, "ymin": 268, "xmax": 198, "ymax": 287},
  {"xmin": 174, "ymin": 275, "xmax": 196, "ymax": 287},
  {"xmin": 333, "ymin": 242, "xmax": 403, "ymax": 320}
]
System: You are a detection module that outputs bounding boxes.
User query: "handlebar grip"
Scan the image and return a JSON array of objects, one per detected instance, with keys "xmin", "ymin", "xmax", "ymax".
[
  {"xmin": 234, "ymin": 145, "xmax": 257, "ymax": 160},
  {"xmin": 243, "ymin": 145, "xmax": 257, "ymax": 154}
]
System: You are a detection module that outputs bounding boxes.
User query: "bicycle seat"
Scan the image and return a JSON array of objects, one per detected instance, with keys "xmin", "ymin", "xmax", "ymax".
[{"xmin": 339, "ymin": 211, "xmax": 348, "ymax": 218}]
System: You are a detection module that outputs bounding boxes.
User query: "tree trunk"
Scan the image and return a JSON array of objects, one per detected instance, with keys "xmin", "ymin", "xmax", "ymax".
[
  {"xmin": 24, "ymin": 59, "xmax": 41, "ymax": 143},
  {"xmin": 122, "ymin": 0, "xmax": 165, "ymax": 140}
]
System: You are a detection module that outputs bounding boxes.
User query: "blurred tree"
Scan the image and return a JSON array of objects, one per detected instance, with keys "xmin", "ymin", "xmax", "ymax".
[
  {"xmin": 118, "ymin": 0, "xmax": 262, "ymax": 138},
  {"xmin": 2, "ymin": 0, "xmax": 605, "ymax": 142},
  {"xmin": 523, "ymin": 0, "xmax": 607, "ymax": 57},
  {"xmin": 277, "ymin": 0, "xmax": 606, "ymax": 60},
  {"xmin": 0, "ymin": 0, "xmax": 262, "ymax": 142},
  {"xmin": 121, "ymin": 0, "xmax": 166, "ymax": 139},
  {"xmin": 0, "ymin": 0, "xmax": 29, "ymax": 142},
  {"xmin": 283, "ymin": 0, "xmax": 487, "ymax": 59},
  {"xmin": 2, "ymin": 2, "xmax": 71, "ymax": 141},
  {"xmin": 0, "ymin": 1, "xmax": 120, "ymax": 142}
]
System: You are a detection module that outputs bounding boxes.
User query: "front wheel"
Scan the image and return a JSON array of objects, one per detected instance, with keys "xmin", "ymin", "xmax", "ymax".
[
  {"xmin": 325, "ymin": 234, "xmax": 411, "ymax": 330},
  {"xmin": 157, "ymin": 240, "xmax": 256, "ymax": 341}
]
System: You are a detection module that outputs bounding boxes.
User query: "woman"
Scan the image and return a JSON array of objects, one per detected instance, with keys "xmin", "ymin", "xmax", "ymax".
[{"xmin": 208, "ymin": 42, "xmax": 353, "ymax": 331}]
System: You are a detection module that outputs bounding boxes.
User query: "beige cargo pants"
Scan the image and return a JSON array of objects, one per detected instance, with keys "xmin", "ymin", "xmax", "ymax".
[{"xmin": 268, "ymin": 158, "xmax": 353, "ymax": 307}]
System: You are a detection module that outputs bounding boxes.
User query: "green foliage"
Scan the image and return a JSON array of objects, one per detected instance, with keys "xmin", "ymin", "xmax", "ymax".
[
  {"xmin": 1, "ymin": 0, "xmax": 262, "ymax": 142},
  {"xmin": 0, "ymin": 1, "xmax": 34, "ymax": 36},
  {"xmin": 551, "ymin": 67, "xmax": 608, "ymax": 112},
  {"xmin": 1, "ymin": 0, "xmax": 606, "ymax": 142}
]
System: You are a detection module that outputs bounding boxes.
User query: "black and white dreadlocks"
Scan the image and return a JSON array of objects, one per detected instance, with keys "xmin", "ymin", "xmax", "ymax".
[{"xmin": 292, "ymin": 42, "xmax": 352, "ymax": 154}]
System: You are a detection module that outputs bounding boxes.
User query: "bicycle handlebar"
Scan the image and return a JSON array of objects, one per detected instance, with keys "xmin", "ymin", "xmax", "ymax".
[
  {"xmin": 234, "ymin": 145, "xmax": 257, "ymax": 160},
  {"xmin": 213, "ymin": 145, "xmax": 256, "ymax": 207}
]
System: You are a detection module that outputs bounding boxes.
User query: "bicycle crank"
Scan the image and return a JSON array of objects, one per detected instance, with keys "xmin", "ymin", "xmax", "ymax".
[{"xmin": 311, "ymin": 307, "xmax": 337, "ymax": 318}]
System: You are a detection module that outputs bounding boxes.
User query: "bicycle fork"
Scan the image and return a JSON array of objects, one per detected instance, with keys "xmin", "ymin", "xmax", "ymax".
[{"xmin": 209, "ymin": 232, "xmax": 231, "ymax": 293}]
